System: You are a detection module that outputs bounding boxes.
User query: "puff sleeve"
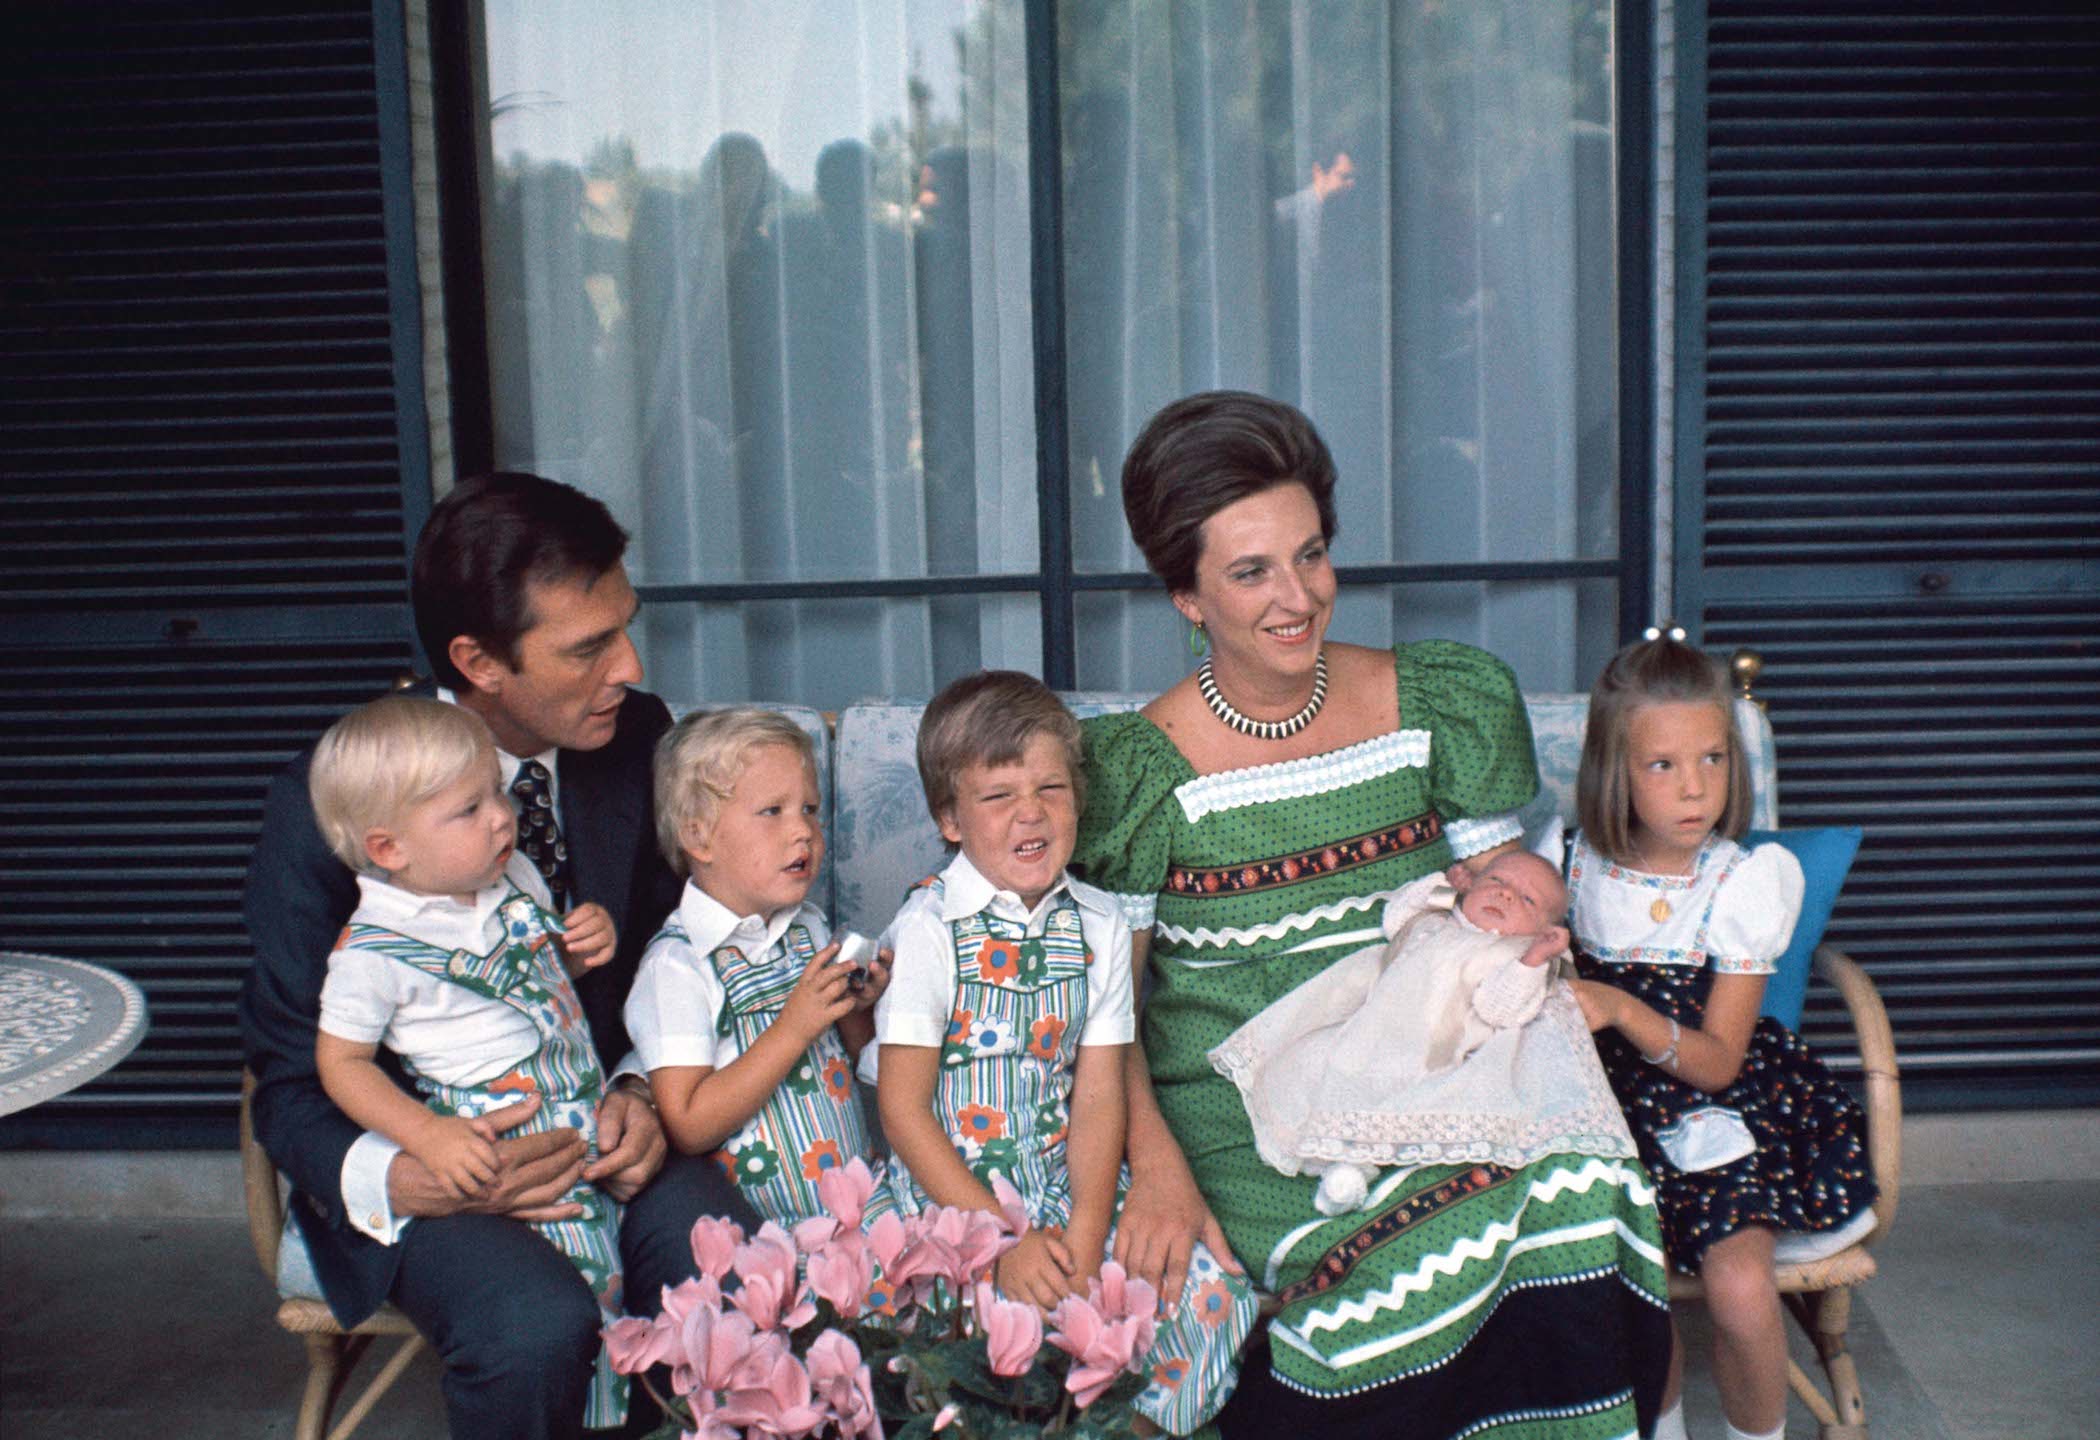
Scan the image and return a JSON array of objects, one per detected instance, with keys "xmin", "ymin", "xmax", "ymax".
[
  {"xmin": 1071, "ymin": 713, "xmax": 1183, "ymax": 934},
  {"xmin": 1707, "ymin": 842, "xmax": 1806, "ymax": 975},
  {"xmin": 1399, "ymin": 641, "xmax": 1540, "ymax": 858}
]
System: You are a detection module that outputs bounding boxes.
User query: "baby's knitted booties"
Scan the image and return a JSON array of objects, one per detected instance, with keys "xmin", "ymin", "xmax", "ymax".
[{"xmin": 1314, "ymin": 1163, "xmax": 1373, "ymax": 1216}]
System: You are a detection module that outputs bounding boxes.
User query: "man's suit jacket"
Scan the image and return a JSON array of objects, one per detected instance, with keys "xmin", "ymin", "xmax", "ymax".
[{"xmin": 237, "ymin": 685, "xmax": 682, "ymax": 1325}]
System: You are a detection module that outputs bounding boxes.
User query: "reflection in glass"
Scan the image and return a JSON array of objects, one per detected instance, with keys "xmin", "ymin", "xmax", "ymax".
[
  {"xmin": 481, "ymin": 1, "xmax": 1035, "ymax": 694},
  {"xmin": 638, "ymin": 594, "xmax": 1040, "ymax": 713},
  {"xmin": 1060, "ymin": 0, "xmax": 1618, "ymax": 671}
]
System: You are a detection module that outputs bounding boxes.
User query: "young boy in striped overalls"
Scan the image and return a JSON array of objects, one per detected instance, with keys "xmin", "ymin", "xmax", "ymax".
[
  {"xmin": 624, "ymin": 708, "xmax": 896, "ymax": 1227},
  {"xmin": 874, "ymin": 671, "xmax": 1258, "ymax": 1435},
  {"xmin": 311, "ymin": 694, "xmax": 628, "ymax": 1429}
]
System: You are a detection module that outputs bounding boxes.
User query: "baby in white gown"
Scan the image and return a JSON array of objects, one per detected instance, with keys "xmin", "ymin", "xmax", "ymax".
[{"xmin": 1211, "ymin": 850, "xmax": 1636, "ymax": 1215}]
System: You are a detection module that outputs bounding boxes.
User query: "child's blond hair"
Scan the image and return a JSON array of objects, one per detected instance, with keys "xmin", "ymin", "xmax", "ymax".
[
  {"xmin": 915, "ymin": 670, "xmax": 1085, "ymax": 825},
  {"xmin": 1576, "ymin": 636, "xmax": 1752, "ymax": 864},
  {"xmin": 309, "ymin": 695, "xmax": 496, "ymax": 873},
  {"xmin": 654, "ymin": 708, "xmax": 818, "ymax": 877}
]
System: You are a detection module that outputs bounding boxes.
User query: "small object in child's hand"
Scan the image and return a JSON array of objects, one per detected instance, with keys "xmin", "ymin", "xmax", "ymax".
[{"xmin": 834, "ymin": 931, "xmax": 878, "ymax": 990}]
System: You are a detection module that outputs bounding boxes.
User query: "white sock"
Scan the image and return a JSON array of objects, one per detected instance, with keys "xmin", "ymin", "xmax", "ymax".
[
  {"xmin": 1650, "ymin": 1397, "xmax": 1689, "ymax": 1440},
  {"xmin": 1723, "ymin": 1420, "xmax": 1784, "ymax": 1440}
]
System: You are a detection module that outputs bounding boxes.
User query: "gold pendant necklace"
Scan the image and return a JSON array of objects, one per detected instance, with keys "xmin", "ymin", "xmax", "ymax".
[{"xmin": 1650, "ymin": 896, "xmax": 1673, "ymax": 923}]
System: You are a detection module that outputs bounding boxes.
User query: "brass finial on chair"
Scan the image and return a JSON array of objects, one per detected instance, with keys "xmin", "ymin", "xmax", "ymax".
[{"xmin": 1730, "ymin": 648, "xmax": 1765, "ymax": 709}]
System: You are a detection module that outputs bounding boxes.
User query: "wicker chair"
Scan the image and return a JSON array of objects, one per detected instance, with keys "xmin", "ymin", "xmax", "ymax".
[
  {"xmin": 1665, "ymin": 945, "xmax": 1902, "ymax": 1440},
  {"xmin": 240, "ymin": 1070, "xmax": 427, "ymax": 1440}
]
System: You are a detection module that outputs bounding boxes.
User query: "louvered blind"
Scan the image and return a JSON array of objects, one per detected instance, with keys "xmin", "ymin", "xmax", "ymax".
[
  {"xmin": 1, "ymin": 4, "xmax": 420, "ymax": 1143},
  {"xmin": 1693, "ymin": 2, "xmax": 2100, "ymax": 1107}
]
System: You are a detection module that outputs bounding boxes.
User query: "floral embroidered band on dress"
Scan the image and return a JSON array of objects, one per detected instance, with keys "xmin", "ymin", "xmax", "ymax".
[
  {"xmin": 1274, "ymin": 1162, "xmax": 1515, "ymax": 1309},
  {"xmin": 1164, "ymin": 811, "xmax": 1444, "ymax": 898}
]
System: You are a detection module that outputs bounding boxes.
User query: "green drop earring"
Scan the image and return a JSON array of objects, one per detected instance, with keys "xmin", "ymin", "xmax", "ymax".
[{"xmin": 1188, "ymin": 619, "xmax": 1209, "ymax": 657}]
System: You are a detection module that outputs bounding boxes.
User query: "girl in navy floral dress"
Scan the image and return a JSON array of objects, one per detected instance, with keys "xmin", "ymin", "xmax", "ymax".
[{"xmin": 1567, "ymin": 636, "xmax": 1878, "ymax": 1440}]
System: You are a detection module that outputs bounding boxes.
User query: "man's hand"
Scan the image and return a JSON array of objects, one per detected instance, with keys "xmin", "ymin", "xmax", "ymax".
[
  {"xmin": 386, "ymin": 1096, "xmax": 588, "ymax": 1222},
  {"xmin": 586, "ymin": 1084, "xmax": 667, "ymax": 1201},
  {"xmin": 558, "ymin": 902, "xmax": 618, "ymax": 976}
]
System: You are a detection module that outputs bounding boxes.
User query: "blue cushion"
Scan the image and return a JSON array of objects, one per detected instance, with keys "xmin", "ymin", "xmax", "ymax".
[{"xmin": 1745, "ymin": 826, "xmax": 1862, "ymax": 1028}]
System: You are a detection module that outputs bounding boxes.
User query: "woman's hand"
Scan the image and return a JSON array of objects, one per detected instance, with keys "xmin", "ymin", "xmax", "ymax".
[{"xmin": 1112, "ymin": 1151, "xmax": 1244, "ymax": 1310}]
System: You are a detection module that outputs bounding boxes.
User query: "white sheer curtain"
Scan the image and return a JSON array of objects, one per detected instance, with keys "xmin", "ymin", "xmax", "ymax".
[
  {"xmin": 480, "ymin": 0, "xmax": 1039, "ymax": 708},
  {"xmin": 1059, "ymin": 0, "xmax": 1619, "ymax": 694},
  {"xmin": 476, "ymin": 1, "xmax": 1619, "ymax": 707}
]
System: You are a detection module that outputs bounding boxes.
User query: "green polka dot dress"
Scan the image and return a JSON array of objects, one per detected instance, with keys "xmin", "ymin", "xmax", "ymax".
[{"xmin": 1077, "ymin": 643, "xmax": 1671, "ymax": 1436}]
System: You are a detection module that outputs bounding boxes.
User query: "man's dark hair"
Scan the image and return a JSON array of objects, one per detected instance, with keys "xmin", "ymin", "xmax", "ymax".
[{"xmin": 411, "ymin": 472, "xmax": 629, "ymax": 689}]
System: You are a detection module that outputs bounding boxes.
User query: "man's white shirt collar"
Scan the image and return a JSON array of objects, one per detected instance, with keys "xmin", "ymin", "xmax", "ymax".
[
  {"xmin": 436, "ymin": 685, "xmax": 560, "ymax": 810},
  {"xmin": 678, "ymin": 882, "xmax": 814, "ymax": 960},
  {"xmin": 936, "ymin": 849, "xmax": 1113, "ymax": 931}
]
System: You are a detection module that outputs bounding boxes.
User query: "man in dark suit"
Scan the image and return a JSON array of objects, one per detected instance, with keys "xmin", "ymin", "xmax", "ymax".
[{"xmin": 239, "ymin": 472, "xmax": 753, "ymax": 1439}]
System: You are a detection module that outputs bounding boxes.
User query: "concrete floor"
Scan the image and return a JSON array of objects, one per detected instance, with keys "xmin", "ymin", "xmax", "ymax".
[{"xmin": 2, "ymin": 1181, "xmax": 2095, "ymax": 1438}]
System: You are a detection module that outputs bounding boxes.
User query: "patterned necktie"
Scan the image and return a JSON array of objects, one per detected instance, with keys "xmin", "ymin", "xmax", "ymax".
[{"xmin": 509, "ymin": 759, "xmax": 572, "ymax": 909}]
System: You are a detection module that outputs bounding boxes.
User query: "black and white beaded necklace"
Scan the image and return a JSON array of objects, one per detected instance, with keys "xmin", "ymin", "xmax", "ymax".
[{"xmin": 1196, "ymin": 650, "xmax": 1329, "ymax": 741}]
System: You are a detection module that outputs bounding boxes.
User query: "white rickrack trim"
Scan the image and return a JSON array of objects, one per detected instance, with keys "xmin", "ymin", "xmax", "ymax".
[
  {"xmin": 1155, "ymin": 890, "xmax": 1395, "ymax": 951},
  {"xmin": 1172, "ymin": 730, "xmax": 1431, "ymax": 825},
  {"xmin": 1110, "ymin": 890, "xmax": 1157, "ymax": 931},
  {"xmin": 1267, "ymin": 1269, "xmax": 1645, "ymax": 1403},
  {"xmin": 1444, "ymin": 812, "xmax": 1525, "ymax": 858},
  {"xmin": 1292, "ymin": 1159, "xmax": 1659, "ymax": 1339}
]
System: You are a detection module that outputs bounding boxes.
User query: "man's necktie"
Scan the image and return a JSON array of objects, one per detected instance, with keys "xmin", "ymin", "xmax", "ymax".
[{"xmin": 509, "ymin": 759, "xmax": 573, "ymax": 909}]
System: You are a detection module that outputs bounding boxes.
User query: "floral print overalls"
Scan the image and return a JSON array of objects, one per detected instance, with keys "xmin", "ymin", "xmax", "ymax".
[
  {"xmin": 340, "ymin": 889, "xmax": 626, "ymax": 1429},
  {"xmin": 898, "ymin": 878, "xmax": 1259, "ymax": 1436},
  {"xmin": 693, "ymin": 919, "xmax": 895, "ymax": 1227}
]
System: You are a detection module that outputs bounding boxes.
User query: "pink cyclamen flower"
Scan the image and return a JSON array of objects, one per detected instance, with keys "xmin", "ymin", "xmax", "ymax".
[
  {"xmin": 1047, "ymin": 1290, "xmax": 1153, "ymax": 1409},
  {"xmin": 932, "ymin": 1402, "xmax": 961, "ymax": 1432},
  {"xmin": 807, "ymin": 1232, "xmax": 877, "ymax": 1319},
  {"xmin": 668, "ymin": 1301, "xmax": 760, "ymax": 1401},
  {"xmin": 731, "ymin": 1223, "xmax": 818, "ymax": 1332},
  {"xmin": 715, "ymin": 1344, "xmax": 828, "ymax": 1438},
  {"xmin": 989, "ymin": 1173, "xmax": 1032, "ymax": 1235},
  {"xmin": 601, "ymin": 1314, "xmax": 674, "ymax": 1375},
  {"xmin": 882, "ymin": 1213, "xmax": 964, "ymax": 1310},
  {"xmin": 817, "ymin": 1156, "xmax": 879, "ymax": 1229},
  {"xmin": 973, "ymin": 1280, "xmax": 1044, "ymax": 1378},
  {"xmin": 690, "ymin": 1214, "xmax": 745, "ymax": 1282},
  {"xmin": 1091, "ymin": 1259, "xmax": 1159, "ymax": 1325},
  {"xmin": 928, "ymin": 1204, "xmax": 1016, "ymax": 1285},
  {"xmin": 805, "ymin": 1329, "xmax": 883, "ymax": 1440}
]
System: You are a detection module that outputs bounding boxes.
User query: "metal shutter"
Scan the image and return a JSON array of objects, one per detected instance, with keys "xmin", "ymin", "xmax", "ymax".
[
  {"xmin": 1682, "ymin": 1, "xmax": 2100, "ymax": 1107},
  {"xmin": 0, "ymin": 3, "xmax": 423, "ymax": 1144}
]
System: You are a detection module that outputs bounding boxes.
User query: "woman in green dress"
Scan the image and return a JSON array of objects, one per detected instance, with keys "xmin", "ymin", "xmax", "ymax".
[{"xmin": 1075, "ymin": 392, "xmax": 1671, "ymax": 1438}]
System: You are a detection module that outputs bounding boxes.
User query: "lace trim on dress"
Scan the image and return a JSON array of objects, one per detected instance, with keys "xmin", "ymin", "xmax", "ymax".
[
  {"xmin": 1713, "ymin": 954, "xmax": 1779, "ymax": 975},
  {"xmin": 1444, "ymin": 813, "xmax": 1525, "ymax": 858},
  {"xmin": 1172, "ymin": 730, "xmax": 1431, "ymax": 825},
  {"xmin": 1110, "ymin": 891, "xmax": 1157, "ymax": 931}
]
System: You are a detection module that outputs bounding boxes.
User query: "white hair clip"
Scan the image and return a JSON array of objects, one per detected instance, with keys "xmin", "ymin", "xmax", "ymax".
[{"xmin": 1641, "ymin": 623, "xmax": 1688, "ymax": 643}]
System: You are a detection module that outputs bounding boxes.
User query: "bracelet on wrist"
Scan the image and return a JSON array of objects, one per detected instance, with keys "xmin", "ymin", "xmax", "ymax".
[{"xmin": 1639, "ymin": 1017, "xmax": 1681, "ymax": 1071}]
